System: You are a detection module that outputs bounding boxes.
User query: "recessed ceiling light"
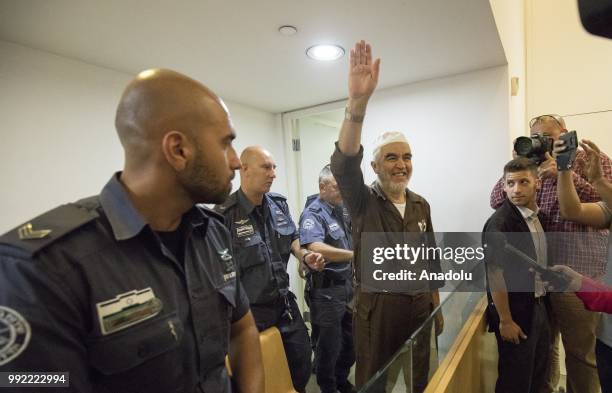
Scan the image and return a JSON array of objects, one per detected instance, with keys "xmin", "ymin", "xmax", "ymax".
[
  {"xmin": 306, "ymin": 44, "xmax": 345, "ymax": 61},
  {"xmin": 278, "ymin": 25, "xmax": 298, "ymax": 36}
]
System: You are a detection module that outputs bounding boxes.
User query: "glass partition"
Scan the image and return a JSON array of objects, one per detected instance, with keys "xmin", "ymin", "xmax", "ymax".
[{"xmin": 358, "ymin": 279, "xmax": 485, "ymax": 393}]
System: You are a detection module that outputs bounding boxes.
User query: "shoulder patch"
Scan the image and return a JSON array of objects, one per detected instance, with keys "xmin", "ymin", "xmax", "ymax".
[
  {"xmin": 0, "ymin": 203, "xmax": 99, "ymax": 258},
  {"xmin": 0, "ymin": 306, "xmax": 32, "ymax": 366},
  {"xmin": 302, "ymin": 218, "xmax": 316, "ymax": 230}
]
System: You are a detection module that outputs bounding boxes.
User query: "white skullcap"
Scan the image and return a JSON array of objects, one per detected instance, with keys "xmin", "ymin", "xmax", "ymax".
[{"xmin": 372, "ymin": 131, "xmax": 409, "ymax": 160}]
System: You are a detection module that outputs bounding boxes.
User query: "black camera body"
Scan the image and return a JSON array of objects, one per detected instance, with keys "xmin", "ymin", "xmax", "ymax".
[
  {"xmin": 513, "ymin": 131, "xmax": 579, "ymax": 169},
  {"xmin": 556, "ymin": 131, "xmax": 579, "ymax": 171},
  {"xmin": 514, "ymin": 134, "xmax": 554, "ymax": 165}
]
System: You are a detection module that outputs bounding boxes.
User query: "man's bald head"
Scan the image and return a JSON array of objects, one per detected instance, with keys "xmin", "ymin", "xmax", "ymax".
[
  {"xmin": 240, "ymin": 146, "xmax": 272, "ymax": 166},
  {"xmin": 239, "ymin": 146, "xmax": 277, "ymax": 197},
  {"xmin": 115, "ymin": 69, "xmax": 227, "ymax": 165},
  {"xmin": 529, "ymin": 114, "xmax": 567, "ymax": 141},
  {"xmin": 115, "ymin": 69, "xmax": 241, "ymax": 205}
]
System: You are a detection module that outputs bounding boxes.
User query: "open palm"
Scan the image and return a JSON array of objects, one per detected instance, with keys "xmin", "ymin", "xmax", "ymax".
[
  {"xmin": 348, "ymin": 40, "xmax": 381, "ymax": 100},
  {"xmin": 581, "ymin": 139, "xmax": 603, "ymax": 182}
]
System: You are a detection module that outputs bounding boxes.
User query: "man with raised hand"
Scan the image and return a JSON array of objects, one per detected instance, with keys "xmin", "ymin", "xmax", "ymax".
[{"xmin": 330, "ymin": 40, "xmax": 443, "ymax": 392}]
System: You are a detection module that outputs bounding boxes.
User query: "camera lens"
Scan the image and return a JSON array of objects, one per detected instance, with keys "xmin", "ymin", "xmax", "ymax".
[{"xmin": 514, "ymin": 137, "xmax": 533, "ymax": 155}]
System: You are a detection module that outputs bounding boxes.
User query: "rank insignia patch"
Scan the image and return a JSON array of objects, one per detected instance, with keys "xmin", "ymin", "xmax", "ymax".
[{"xmin": 96, "ymin": 288, "xmax": 163, "ymax": 336}]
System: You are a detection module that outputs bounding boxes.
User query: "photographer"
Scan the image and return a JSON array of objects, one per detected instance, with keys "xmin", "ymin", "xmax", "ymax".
[
  {"xmin": 552, "ymin": 138, "xmax": 612, "ymax": 392},
  {"xmin": 489, "ymin": 114, "xmax": 612, "ymax": 393}
]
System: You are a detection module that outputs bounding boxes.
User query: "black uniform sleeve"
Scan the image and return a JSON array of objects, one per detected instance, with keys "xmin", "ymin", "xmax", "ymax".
[
  {"xmin": 231, "ymin": 274, "xmax": 250, "ymax": 323},
  {"xmin": 0, "ymin": 253, "xmax": 92, "ymax": 393}
]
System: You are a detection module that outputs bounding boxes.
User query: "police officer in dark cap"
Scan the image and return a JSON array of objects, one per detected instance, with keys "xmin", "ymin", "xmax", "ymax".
[
  {"xmin": 214, "ymin": 146, "xmax": 324, "ymax": 393},
  {"xmin": 299, "ymin": 165, "xmax": 355, "ymax": 393},
  {"xmin": 0, "ymin": 69, "xmax": 264, "ymax": 393}
]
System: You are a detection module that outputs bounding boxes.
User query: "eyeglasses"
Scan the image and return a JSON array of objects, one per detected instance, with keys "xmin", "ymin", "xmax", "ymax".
[{"xmin": 529, "ymin": 114, "xmax": 564, "ymax": 129}]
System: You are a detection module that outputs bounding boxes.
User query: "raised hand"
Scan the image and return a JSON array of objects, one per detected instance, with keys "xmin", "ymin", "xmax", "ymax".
[
  {"xmin": 538, "ymin": 152, "xmax": 557, "ymax": 179},
  {"xmin": 580, "ymin": 139, "xmax": 603, "ymax": 183},
  {"xmin": 348, "ymin": 40, "xmax": 381, "ymax": 101}
]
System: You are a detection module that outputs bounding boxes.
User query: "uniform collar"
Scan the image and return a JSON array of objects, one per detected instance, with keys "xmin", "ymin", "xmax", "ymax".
[
  {"xmin": 100, "ymin": 172, "xmax": 205, "ymax": 241},
  {"xmin": 316, "ymin": 196, "xmax": 335, "ymax": 215},
  {"xmin": 237, "ymin": 188, "xmax": 269, "ymax": 216}
]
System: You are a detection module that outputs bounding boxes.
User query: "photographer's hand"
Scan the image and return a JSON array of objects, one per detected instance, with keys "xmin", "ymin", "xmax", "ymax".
[
  {"xmin": 580, "ymin": 139, "xmax": 603, "ymax": 184},
  {"xmin": 537, "ymin": 152, "xmax": 558, "ymax": 179}
]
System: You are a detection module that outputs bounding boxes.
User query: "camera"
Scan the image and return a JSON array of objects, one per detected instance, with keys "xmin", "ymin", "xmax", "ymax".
[
  {"xmin": 556, "ymin": 131, "xmax": 579, "ymax": 170},
  {"xmin": 514, "ymin": 131, "xmax": 579, "ymax": 168},
  {"xmin": 514, "ymin": 134, "xmax": 554, "ymax": 165}
]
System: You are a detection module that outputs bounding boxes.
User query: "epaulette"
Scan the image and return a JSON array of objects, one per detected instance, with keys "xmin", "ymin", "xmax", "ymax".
[
  {"xmin": 0, "ymin": 203, "xmax": 99, "ymax": 258},
  {"xmin": 303, "ymin": 194, "xmax": 318, "ymax": 209},
  {"xmin": 197, "ymin": 205, "xmax": 225, "ymax": 223},
  {"xmin": 213, "ymin": 193, "xmax": 238, "ymax": 214},
  {"xmin": 267, "ymin": 192, "xmax": 287, "ymax": 200},
  {"xmin": 306, "ymin": 199, "xmax": 322, "ymax": 213}
]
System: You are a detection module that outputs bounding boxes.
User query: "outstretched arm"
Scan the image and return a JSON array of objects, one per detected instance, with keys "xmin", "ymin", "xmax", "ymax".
[{"xmin": 337, "ymin": 40, "xmax": 381, "ymax": 156}]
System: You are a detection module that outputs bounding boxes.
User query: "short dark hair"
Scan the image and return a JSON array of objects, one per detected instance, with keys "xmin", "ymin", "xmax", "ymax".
[{"xmin": 503, "ymin": 157, "xmax": 538, "ymax": 177}]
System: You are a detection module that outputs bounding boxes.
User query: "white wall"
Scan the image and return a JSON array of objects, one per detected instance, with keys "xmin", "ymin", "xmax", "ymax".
[
  {"xmin": 526, "ymin": 0, "xmax": 612, "ymax": 155},
  {"xmin": 0, "ymin": 41, "xmax": 284, "ymax": 233},
  {"xmin": 360, "ymin": 66, "xmax": 509, "ymax": 232},
  {"xmin": 489, "ymin": 0, "xmax": 526, "ymax": 143}
]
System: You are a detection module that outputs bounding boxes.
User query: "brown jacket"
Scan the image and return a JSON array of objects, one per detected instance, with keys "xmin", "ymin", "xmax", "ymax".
[{"xmin": 330, "ymin": 143, "xmax": 442, "ymax": 291}]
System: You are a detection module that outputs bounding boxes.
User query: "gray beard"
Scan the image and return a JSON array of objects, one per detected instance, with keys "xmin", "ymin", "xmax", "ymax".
[{"xmin": 376, "ymin": 178, "xmax": 407, "ymax": 198}]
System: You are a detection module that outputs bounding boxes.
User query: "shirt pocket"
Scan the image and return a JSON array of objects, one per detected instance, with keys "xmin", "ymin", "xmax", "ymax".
[
  {"xmin": 235, "ymin": 234, "xmax": 266, "ymax": 269},
  {"xmin": 235, "ymin": 234, "xmax": 273, "ymax": 302},
  {"xmin": 88, "ymin": 312, "xmax": 183, "ymax": 391}
]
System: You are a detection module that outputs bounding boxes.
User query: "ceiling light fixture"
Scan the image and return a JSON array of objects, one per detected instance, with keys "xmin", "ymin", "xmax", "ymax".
[
  {"xmin": 278, "ymin": 25, "xmax": 298, "ymax": 36},
  {"xmin": 306, "ymin": 44, "xmax": 345, "ymax": 61}
]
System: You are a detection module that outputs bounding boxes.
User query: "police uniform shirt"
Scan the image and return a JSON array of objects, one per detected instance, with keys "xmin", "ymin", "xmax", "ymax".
[
  {"xmin": 299, "ymin": 196, "xmax": 352, "ymax": 279},
  {"xmin": 214, "ymin": 189, "xmax": 299, "ymax": 307},
  {"xmin": 0, "ymin": 173, "xmax": 249, "ymax": 393}
]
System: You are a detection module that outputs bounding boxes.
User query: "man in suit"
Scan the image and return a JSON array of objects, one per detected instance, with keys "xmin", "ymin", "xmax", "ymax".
[{"xmin": 484, "ymin": 157, "xmax": 551, "ymax": 393}]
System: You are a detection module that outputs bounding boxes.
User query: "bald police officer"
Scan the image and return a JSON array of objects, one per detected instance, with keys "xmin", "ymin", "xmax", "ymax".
[
  {"xmin": 215, "ymin": 146, "xmax": 324, "ymax": 393},
  {"xmin": 300, "ymin": 165, "xmax": 355, "ymax": 393},
  {"xmin": 0, "ymin": 69, "xmax": 264, "ymax": 393}
]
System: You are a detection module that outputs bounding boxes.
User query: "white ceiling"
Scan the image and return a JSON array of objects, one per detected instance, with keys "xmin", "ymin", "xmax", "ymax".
[{"xmin": 0, "ymin": 0, "xmax": 506, "ymax": 113}]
